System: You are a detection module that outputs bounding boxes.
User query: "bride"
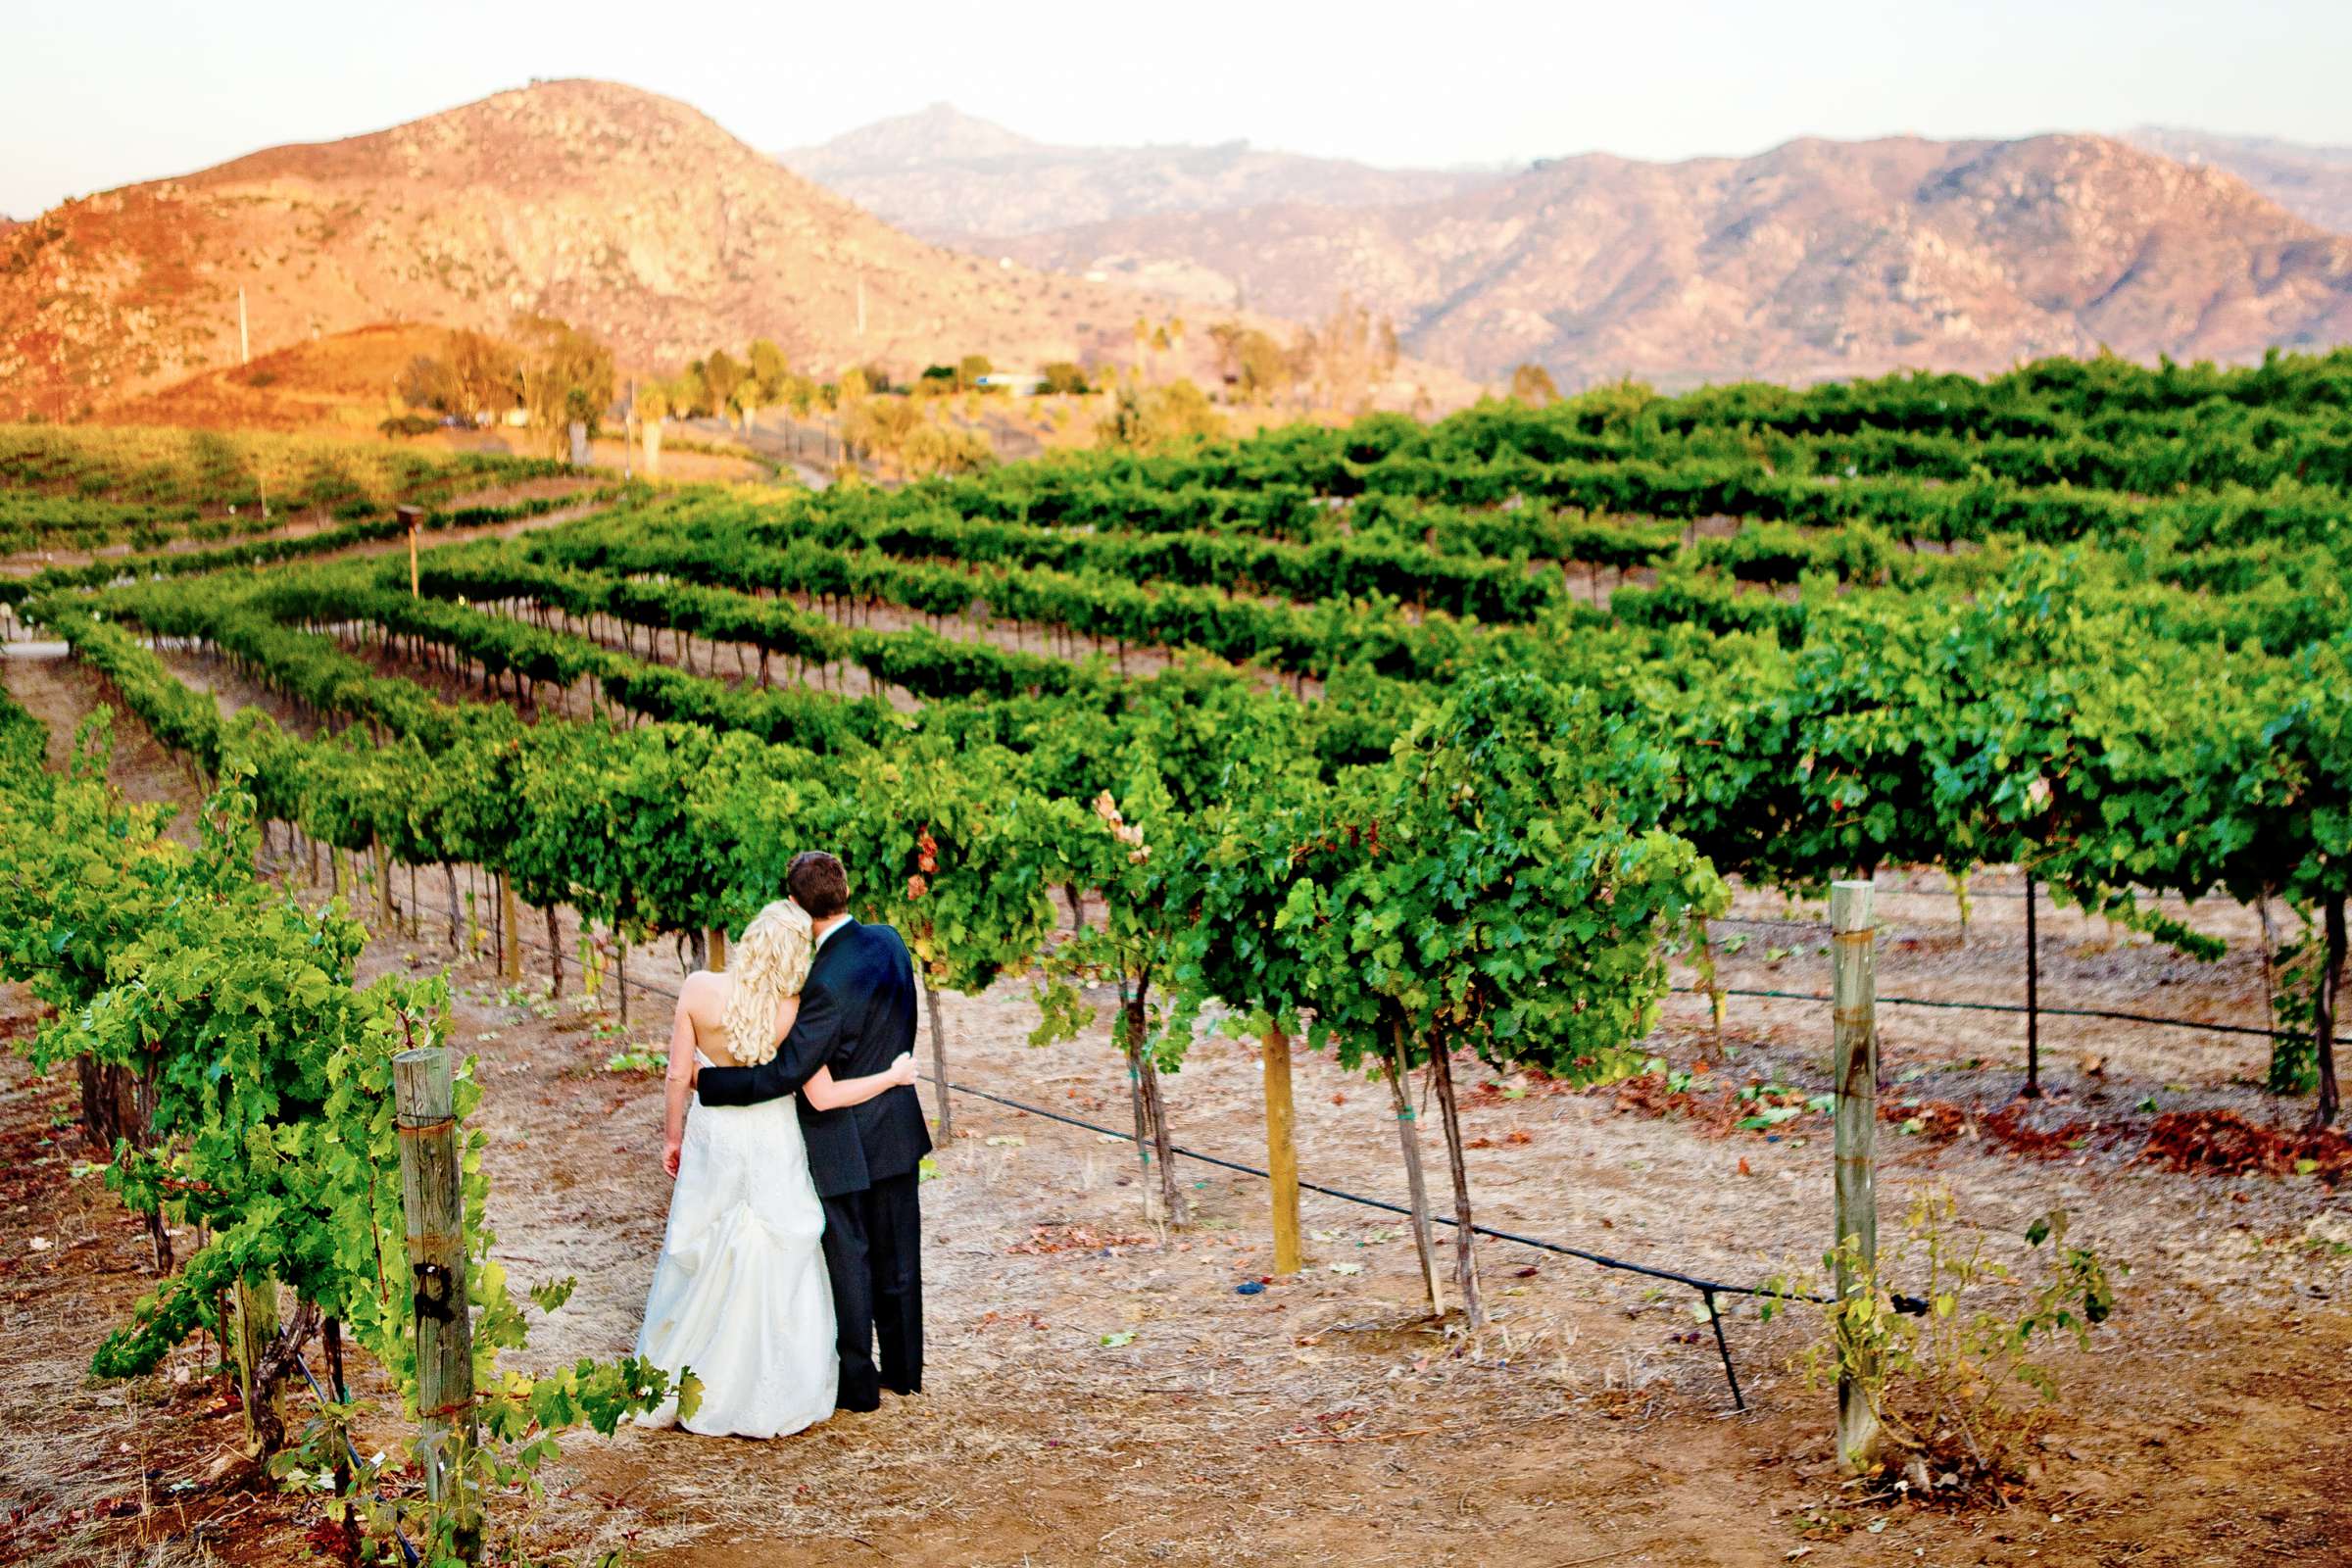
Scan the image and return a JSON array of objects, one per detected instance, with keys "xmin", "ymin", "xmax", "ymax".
[{"xmin": 632, "ymin": 898, "xmax": 916, "ymax": 1438}]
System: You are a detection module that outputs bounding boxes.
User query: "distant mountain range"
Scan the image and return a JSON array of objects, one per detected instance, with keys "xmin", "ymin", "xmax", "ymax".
[
  {"xmin": 795, "ymin": 109, "xmax": 2352, "ymax": 390},
  {"xmin": 10, "ymin": 85, "xmax": 2349, "ymax": 419},
  {"xmin": 779, "ymin": 103, "xmax": 1490, "ymax": 240},
  {"xmin": 2121, "ymin": 127, "xmax": 2352, "ymax": 235},
  {"xmin": 0, "ymin": 82, "xmax": 1254, "ymax": 421}
]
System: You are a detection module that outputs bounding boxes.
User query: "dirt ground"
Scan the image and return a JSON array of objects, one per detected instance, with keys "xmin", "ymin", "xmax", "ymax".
[{"xmin": 3, "ymin": 624, "xmax": 2350, "ymax": 1568}]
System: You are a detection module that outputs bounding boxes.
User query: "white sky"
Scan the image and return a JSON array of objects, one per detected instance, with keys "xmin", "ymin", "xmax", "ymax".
[{"xmin": 6, "ymin": 0, "xmax": 2347, "ymax": 217}]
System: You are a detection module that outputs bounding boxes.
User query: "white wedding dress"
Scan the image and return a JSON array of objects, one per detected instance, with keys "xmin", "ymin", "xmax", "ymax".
[{"xmin": 632, "ymin": 1052, "xmax": 838, "ymax": 1438}]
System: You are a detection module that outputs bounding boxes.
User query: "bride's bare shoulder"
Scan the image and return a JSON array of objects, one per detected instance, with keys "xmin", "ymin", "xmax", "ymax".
[{"xmin": 678, "ymin": 969, "xmax": 727, "ymax": 1014}]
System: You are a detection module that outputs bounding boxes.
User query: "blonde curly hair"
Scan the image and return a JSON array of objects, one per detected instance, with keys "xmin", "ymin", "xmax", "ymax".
[{"xmin": 720, "ymin": 900, "xmax": 814, "ymax": 1066}]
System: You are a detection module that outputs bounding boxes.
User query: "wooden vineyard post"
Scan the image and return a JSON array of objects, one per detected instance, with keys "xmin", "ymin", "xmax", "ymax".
[
  {"xmin": 1831, "ymin": 880, "xmax": 1882, "ymax": 1474},
  {"xmin": 394, "ymin": 1047, "xmax": 480, "ymax": 1559},
  {"xmin": 397, "ymin": 505, "xmax": 423, "ymax": 599},
  {"xmin": 372, "ymin": 838, "xmax": 394, "ymax": 931},
  {"xmin": 2317, "ymin": 896, "xmax": 2345, "ymax": 1127},
  {"xmin": 704, "ymin": 925, "xmax": 726, "ymax": 973},
  {"xmin": 1696, "ymin": 916, "xmax": 1727, "ymax": 1054},
  {"xmin": 1262, "ymin": 1024, "xmax": 1302, "ymax": 1275},
  {"xmin": 2022, "ymin": 875, "xmax": 2042, "ymax": 1099},
  {"xmin": 499, "ymin": 875, "xmax": 519, "ymax": 982},
  {"xmin": 922, "ymin": 978, "xmax": 954, "ymax": 1141}
]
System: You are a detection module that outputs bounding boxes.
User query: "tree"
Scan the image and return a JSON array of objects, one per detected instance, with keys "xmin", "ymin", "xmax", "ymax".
[
  {"xmin": 828, "ymin": 741, "xmax": 1061, "ymax": 1141},
  {"xmin": 957, "ymin": 353, "xmax": 995, "ymax": 392},
  {"xmin": 397, "ymin": 355, "xmax": 458, "ymax": 418},
  {"xmin": 635, "ymin": 381, "xmax": 671, "ymax": 476},
  {"xmin": 1208, "ymin": 322, "xmax": 1293, "ymax": 406},
  {"xmin": 1041, "ymin": 361, "xmax": 1092, "ymax": 396},
  {"xmin": 1099, "ymin": 379, "xmax": 1225, "ymax": 452},
  {"xmin": 1031, "ymin": 767, "xmax": 1193, "ymax": 1225},
  {"xmin": 703, "ymin": 349, "xmax": 747, "ymax": 425},
  {"xmin": 747, "ymin": 338, "xmax": 790, "ymax": 401},
  {"xmin": 1295, "ymin": 296, "xmax": 1398, "ymax": 416},
  {"xmin": 397, "ymin": 328, "xmax": 519, "ymax": 426},
  {"xmin": 1275, "ymin": 676, "xmax": 1729, "ymax": 1323},
  {"xmin": 1509, "ymin": 363, "xmax": 1560, "ymax": 407},
  {"xmin": 513, "ymin": 316, "xmax": 615, "ymax": 458}
]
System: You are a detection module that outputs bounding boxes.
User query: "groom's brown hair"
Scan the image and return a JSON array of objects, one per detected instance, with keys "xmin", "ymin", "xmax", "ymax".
[{"xmin": 788, "ymin": 851, "xmax": 850, "ymax": 919}]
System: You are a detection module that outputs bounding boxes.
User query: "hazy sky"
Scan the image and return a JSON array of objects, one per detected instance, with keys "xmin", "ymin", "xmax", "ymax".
[{"xmin": 7, "ymin": 0, "xmax": 2348, "ymax": 217}]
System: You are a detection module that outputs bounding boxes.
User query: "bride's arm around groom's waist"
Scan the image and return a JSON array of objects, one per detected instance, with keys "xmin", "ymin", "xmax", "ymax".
[{"xmin": 696, "ymin": 981, "xmax": 845, "ymax": 1108}]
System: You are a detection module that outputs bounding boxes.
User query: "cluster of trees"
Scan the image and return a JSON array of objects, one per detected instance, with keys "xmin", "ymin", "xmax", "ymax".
[
  {"xmin": 838, "ymin": 390, "xmax": 996, "ymax": 478},
  {"xmin": 1508, "ymin": 363, "xmax": 1561, "ymax": 406},
  {"xmin": 1205, "ymin": 297, "xmax": 1404, "ymax": 416},
  {"xmin": 915, "ymin": 355, "xmax": 999, "ymax": 394},
  {"xmin": 636, "ymin": 338, "xmax": 816, "ymax": 430},
  {"xmin": 1098, "ymin": 378, "xmax": 1226, "ymax": 452},
  {"xmin": 397, "ymin": 317, "xmax": 615, "ymax": 458}
]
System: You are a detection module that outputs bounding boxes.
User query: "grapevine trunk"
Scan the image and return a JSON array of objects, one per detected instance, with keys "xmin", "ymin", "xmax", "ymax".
[{"xmin": 1425, "ymin": 1041, "xmax": 1486, "ymax": 1327}]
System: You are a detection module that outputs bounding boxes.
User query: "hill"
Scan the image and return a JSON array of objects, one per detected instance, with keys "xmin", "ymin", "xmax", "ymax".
[
  {"xmin": 2121, "ymin": 126, "xmax": 2352, "ymax": 235},
  {"xmin": 779, "ymin": 103, "xmax": 1492, "ymax": 241},
  {"xmin": 980, "ymin": 133, "xmax": 2352, "ymax": 388},
  {"xmin": 91, "ymin": 322, "xmax": 454, "ymax": 433},
  {"xmin": 0, "ymin": 80, "xmax": 1237, "ymax": 420}
]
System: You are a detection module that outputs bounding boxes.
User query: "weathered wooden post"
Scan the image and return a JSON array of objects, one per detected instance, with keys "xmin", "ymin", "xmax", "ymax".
[
  {"xmin": 922, "ymin": 979, "xmax": 954, "ymax": 1141},
  {"xmin": 499, "ymin": 875, "xmax": 519, "ymax": 982},
  {"xmin": 616, "ymin": 935, "xmax": 630, "ymax": 1027},
  {"xmin": 397, "ymin": 505, "xmax": 423, "ymax": 599},
  {"xmin": 1262, "ymin": 1024, "xmax": 1302, "ymax": 1275},
  {"xmin": 1831, "ymin": 880, "xmax": 1881, "ymax": 1473},
  {"xmin": 372, "ymin": 838, "xmax": 394, "ymax": 930},
  {"xmin": 704, "ymin": 925, "xmax": 726, "ymax": 972},
  {"xmin": 394, "ymin": 1047, "xmax": 480, "ymax": 1559},
  {"xmin": 2022, "ymin": 875, "xmax": 2042, "ymax": 1099}
]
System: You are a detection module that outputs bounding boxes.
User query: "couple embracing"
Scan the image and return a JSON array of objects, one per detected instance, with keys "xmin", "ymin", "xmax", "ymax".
[{"xmin": 631, "ymin": 851, "xmax": 931, "ymax": 1438}]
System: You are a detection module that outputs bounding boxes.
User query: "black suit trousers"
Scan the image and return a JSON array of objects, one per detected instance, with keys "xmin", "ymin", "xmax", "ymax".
[{"xmin": 817, "ymin": 1172, "xmax": 922, "ymax": 1411}]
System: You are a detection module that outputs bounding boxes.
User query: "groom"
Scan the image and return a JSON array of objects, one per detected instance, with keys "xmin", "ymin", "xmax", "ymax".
[{"xmin": 694, "ymin": 851, "xmax": 931, "ymax": 1411}]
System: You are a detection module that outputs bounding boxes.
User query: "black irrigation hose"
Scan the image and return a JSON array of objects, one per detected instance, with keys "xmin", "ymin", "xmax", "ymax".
[
  {"xmin": 1672, "ymin": 983, "xmax": 2309, "ymax": 1043},
  {"xmin": 933, "ymin": 1073, "xmax": 1833, "ymax": 1300},
  {"xmin": 929, "ymin": 1072, "xmax": 1936, "ymax": 1415}
]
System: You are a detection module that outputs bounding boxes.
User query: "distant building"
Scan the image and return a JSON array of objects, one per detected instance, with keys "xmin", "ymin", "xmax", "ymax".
[{"xmin": 975, "ymin": 373, "xmax": 1048, "ymax": 396}]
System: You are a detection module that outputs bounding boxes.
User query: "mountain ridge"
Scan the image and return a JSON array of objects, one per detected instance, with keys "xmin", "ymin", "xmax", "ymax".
[
  {"xmin": 976, "ymin": 129, "xmax": 2352, "ymax": 388},
  {"xmin": 779, "ymin": 103, "xmax": 1493, "ymax": 240},
  {"xmin": 0, "ymin": 80, "xmax": 1264, "ymax": 420},
  {"xmin": 2120, "ymin": 125, "xmax": 2352, "ymax": 234}
]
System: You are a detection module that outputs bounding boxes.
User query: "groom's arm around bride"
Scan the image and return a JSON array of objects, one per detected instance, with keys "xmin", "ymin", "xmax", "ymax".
[{"xmin": 693, "ymin": 851, "xmax": 931, "ymax": 1410}]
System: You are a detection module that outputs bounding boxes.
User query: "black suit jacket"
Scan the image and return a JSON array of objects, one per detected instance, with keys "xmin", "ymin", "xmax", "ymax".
[{"xmin": 695, "ymin": 918, "xmax": 932, "ymax": 1200}]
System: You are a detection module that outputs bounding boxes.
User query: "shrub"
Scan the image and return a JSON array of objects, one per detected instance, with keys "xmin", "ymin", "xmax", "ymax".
[{"xmin": 1765, "ymin": 1190, "xmax": 2122, "ymax": 1497}]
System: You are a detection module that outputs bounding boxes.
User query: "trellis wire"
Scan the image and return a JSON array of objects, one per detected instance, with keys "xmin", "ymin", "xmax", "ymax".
[{"xmin": 1671, "ymin": 984, "xmax": 2307, "ymax": 1044}]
